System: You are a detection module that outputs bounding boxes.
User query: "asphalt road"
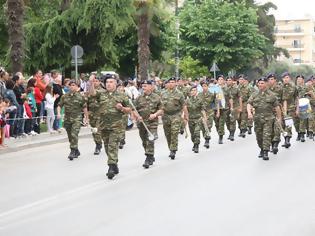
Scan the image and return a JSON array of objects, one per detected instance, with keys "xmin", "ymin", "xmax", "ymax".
[{"xmin": 0, "ymin": 128, "xmax": 315, "ymax": 236}]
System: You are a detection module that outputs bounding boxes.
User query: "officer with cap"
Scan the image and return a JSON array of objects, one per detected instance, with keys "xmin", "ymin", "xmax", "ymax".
[
  {"xmin": 133, "ymin": 80, "xmax": 163, "ymax": 168},
  {"xmin": 238, "ymin": 74, "xmax": 251, "ymax": 138},
  {"xmin": 267, "ymin": 73, "xmax": 283, "ymax": 154},
  {"xmin": 57, "ymin": 80, "xmax": 88, "ymax": 160},
  {"xmin": 161, "ymin": 77, "xmax": 188, "ymax": 159},
  {"xmin": 247, "ymin": 77, "xmax": 282, "ymax": 160}
]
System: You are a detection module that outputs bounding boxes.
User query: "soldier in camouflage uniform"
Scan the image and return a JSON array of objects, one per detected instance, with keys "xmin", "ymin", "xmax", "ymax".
[
  {"xmin": 198, "ymin": 80, "xmax": 218, "ymax": 148},
  {"xmin": 117, "ymin": 81, "xmax": 129, "ymax": 149},
  {"xmin": 57, "ymin": 80, "xmax": 88, "ymax": 160},
  {"xmin": 247, "ymin": 77, "xmax": 282, "ymax": 161},
  {"xmin": 226, "ymin": 77, "xmax": 243, "ymax": 141},
  {"xmin": 161, "ymin": 77, "xmax": 188, "ymax": 159},
  {"xmin": 214, "ymin": 75, "xmax": 228, "ymax": 144},
  {"xmin": 91, "ymin": 75, "xmax": 131, "ymax": 179},
  {"xmin": 186, "ymin": 86, "xmax": 208, "ymax": 153},
  {"xmin": 305, "ymin": 76, "xmax": 315, "ymax": 140},
  {"xmin": 267, "ymin": 73, "xmax": 283, "ymax": 154},
  {"xmin": 238, "ymin": 75, "xmax": 251, "ymax": 138},
  {"xmin": 87, "ymin": 76, "xmax": 105, "ymax": 155},
  {"xmin": 133, "ymin": 80, "xmax": 163, "ymax": 168},
  {"xmin": 177, "ymin": 78, "xmax": 190, "ymax": 135},
  {"xmin": 295, "ymin": 75, "xmax": 308, "ymax": 142},
  {"xmin": 281, "ymin": 72, "xmax": 299, "ymax": 148}
]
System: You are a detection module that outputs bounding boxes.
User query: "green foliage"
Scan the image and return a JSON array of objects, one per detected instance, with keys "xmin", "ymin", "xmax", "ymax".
[
  {"xmin": 178, "ymin": 56, "xmax": 208, "ymax": 78},
  {"xmin": 179, "ymin": 0, "xmax": 267, "ymax": 73},
  {"xmin": 0, "ymin": 0, "xmax": 9, "ymax": 67}
]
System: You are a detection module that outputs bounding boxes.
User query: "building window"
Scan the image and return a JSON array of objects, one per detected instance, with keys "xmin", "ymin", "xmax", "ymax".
[
  {"xmin": 294, "ymin": 25, "xmax": 302, "ymax": 32},
  {"xmin": 293, "ymin": 40, "xmax": 301, "ymax": 48},
  {"xmin": 293, "ymin": 58, "xmax": 302, "ymax": 63}
]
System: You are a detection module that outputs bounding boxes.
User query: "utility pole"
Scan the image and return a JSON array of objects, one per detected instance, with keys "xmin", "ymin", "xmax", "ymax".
[{"xmin": 175, "ymin": 0, "xmax": 180, "ymax": 80}]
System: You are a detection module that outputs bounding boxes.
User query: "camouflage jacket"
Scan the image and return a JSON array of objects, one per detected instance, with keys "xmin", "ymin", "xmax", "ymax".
[
  {"xmin": 282, "ymin": 83, "xmax": 298, "ymax": 110},
  {"xmin": 58, "ymin": 91, "xmax": 86, "ymax": 121},
  {"xmin": 161, "ymin": 88, "xmax": 185, "ymax": 116},
  {"xmin": 177, "ymin": 85, "xmax": 190, "ymax": 98},
  {"xmin": 197, "ymin": 91, "xmax": 216, "ymax": 113},
  {"xmin": 134, "ymin": 92, "xmax": 163, "ymax": 125},
  {"xmin": 87, "ymin": 87, "xmax": 105, "ymax": 115},
  {"xmin": 296, "ymin": 85, "xmax": 307, "ymax": 98},
  {"xmin": 248, "ymin": 90, "xmax": 279, "ymax": 120},
  {"xmin": 186, "ymin": 96, "xmax": 205, "ymax": 120},
  {"xmin": 227, "ymin": 85, "xmax": 241, "ymax": 108},
  {"xmin": 268, "ymin": 83, "xmax": 283, "ymax": 102},
  {"xmin": 239, "ymin": 84, "xmax": 252, "ymax": 103}
]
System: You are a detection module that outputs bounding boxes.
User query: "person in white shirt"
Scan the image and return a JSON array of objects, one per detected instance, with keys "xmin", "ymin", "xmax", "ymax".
[{"xmin": 45, "ymin": 85, "xmax": 59, "ymax": 133}]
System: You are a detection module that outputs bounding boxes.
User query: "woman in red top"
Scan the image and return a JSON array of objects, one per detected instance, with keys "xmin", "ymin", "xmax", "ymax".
[{"xmin": 33, "ymin": 72, "xmax": 46, "ymax": 134}]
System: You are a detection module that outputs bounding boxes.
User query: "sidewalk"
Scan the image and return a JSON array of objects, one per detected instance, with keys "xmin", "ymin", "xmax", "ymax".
[{"xmin": 0, "ymin": 127, "xmax": 92, "ymax": 154}]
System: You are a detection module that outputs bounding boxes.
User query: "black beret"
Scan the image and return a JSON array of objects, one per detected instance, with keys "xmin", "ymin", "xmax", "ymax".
[
  {"xmin": 295, "ymin": 74, "xmax": 305, "ymax": 79},
  {"xmin": 257, "ymin": 77, "xmax": 268, "ymax": 82},
  {"xmin": 168, "ymin": 77, "xmax": 176, "ymax": 82},
  {"xmin": 281, "ymin": 72, "xmax": 290, "ymax": 78},
  {"xmin": 141, "ymin": 80, "xmax": 152, "ymax": 85},
  {"xmin": 238, "ymin": 74, "xmax": 245, "ymax": 79},
  {"xmin": 266, "ymin": 73, "xmax": 276, "ymax": 79}
]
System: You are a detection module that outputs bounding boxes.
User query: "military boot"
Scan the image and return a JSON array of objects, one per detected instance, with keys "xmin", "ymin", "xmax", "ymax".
[
  {"xmin": 240, "ymin": 129, "xmax": 246, "ymax": 138},
  {"xmin": 68, "ymin": 149, "xmax": 76, "ymax": 161},
  {"xmin": 204, "ymin": 138, "xmax": 210, "ymax": 149},
  {"xmin": 74, "ymin": 149, "xmax": 80, "ymax": 158},
  {"xmin": 300, "ymin": 133, "xmax": 306, "ymax": 142},
  {"xmin": 272, "ymin": 141, "xmax": 279, "ymax": 154},
  {"xmin": 218, "ymin": 135, "xmax": 223, "ymax": 144},
  {"xmin": 282, "ymin": 136, "xmax": 291, "ymax": 148},
  {"xmin": 94, "ymin": 144, "xmax": 102, "ymax": 155},
  {"xmin": 247, "ymin": 126, "xmax": 252, "ymax": 135},
  {"xmin": 106, "ymin": 164, "xmax": 116, "ymax": 179},
  {"xmin": 262, "ymin": 150, "xmax": 269, "ymax": 161},
  {"xmin": 258, "ymin": 149, "xmax": 263, "ymax": 158},
  {"xmin": 229, "ymin": 130, "xmax": 235, "ymax": 141},
  {"xmin": 148, "ymin": 155, "xmax": 155, "ymax": 165},
  {"xmin": 113, "ymin": 164, "xmax": 119, "ymax": 175},
  {"xmin": 143, "ymin": 156, "xmax": 150, "ymax": 169},
  {"xmin": 169, "ymin": 150, "xmax": 176, "ymax": 160},
  {"xmin": 193, "ymin": 144, "xmax": 199, "ymax": 153},
  {"xmin": 119, "ymin": 139, "xmax": 125, "ymax": 149},
  {"xmin": 296, "ymin": 133, "xmax": 301, "ymax": 141}
]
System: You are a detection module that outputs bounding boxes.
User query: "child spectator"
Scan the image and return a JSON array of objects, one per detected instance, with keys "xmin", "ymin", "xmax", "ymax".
[
  {"xmin": 25, "ymin": 80, "xmax": 38, "ymax": 135},
  {"xmin": 45, "ymin": 85, "xmax": 59, "ymax": 134}
]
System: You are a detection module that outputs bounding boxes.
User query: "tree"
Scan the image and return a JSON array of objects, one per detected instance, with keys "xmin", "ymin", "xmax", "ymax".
[
  {"xmin": 6, "ymin": 0, "xmax": 25, "ymax": 73},
  {"xmin": 179, "ymin": 0, "xmax": 267, "ymax": 73}
]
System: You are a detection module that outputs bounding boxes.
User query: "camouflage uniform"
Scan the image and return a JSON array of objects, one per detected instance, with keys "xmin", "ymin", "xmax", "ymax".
[
  {"xmin": 248, "ymin": 90, "xmax": 279, "ymax": 151},
  {"xmin": 58, "ymin": 91, "xmax": 86, "ymax": 150},
  {"xmin": 186, "ymin": 95, "xmax": 205, "ymax": 146},
  {"xmin": 268, "ymin": 83, "xmax": 283, "ymax": 143},
  {"xmin": 134, "ymin": 92, "xmax": 162, "ymax": 157},
  {"xmin": 95, "ymin": 90, "xmax": 131, "ymax": 165},
  {"xmin": 215, "ymin": 86, "xmax": 229, "ymax": 137},
  {"xmin": 161, "ymin": 88, "xmax": 185, "ymax": 153},
  {"xmin": 295, "ymin": 84, "xmax": 307, "ymax": 135},
  {"xmin": 226, "ymin": 84, "xmax": 241, "ymax": 139},
  {"xmin": 198, "ymin": 90, "xmax": 216, "ymax": 139},
  {"xmin": 305, "ymin": 85, "xmax": 315, "ymax": 137},
  {"xmin": 238, "ymin": 83, "xmax": 251, "ymax": 133},
  {"xmin": 177, "ymin": 85, "xmax": 190, "ymax": 134}
]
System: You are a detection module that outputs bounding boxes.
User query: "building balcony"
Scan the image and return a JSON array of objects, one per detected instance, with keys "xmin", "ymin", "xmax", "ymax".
[
  {"xmin": 274, "ymin": 29, "xmax": 304, "ymax": 36},
  {"xmin": 275, "ymin": 44, "xmax": 304, "ymax": 51}
]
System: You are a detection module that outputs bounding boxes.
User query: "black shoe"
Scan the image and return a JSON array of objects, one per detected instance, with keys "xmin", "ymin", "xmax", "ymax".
[
  {"xmin": 309, "ymin": 132, "xmax": 314, "ymax": 140},
  {"xmin": 229, "ymin": 131, "xmax": 235, "ymax": 141},
  {"xmin": 119, "ymin": 140, "xmax": 124, "ymax": 149},
  {"xmin": 296, "ymin": 133, "xmax": 301, "ymax": 141},
  {"xmin": 113, "ymin": 164, "xmax": 119, "ymax": 174},
  {"xmin": 169, "ymin": 151, "xmax": 176, "ymax": 160},
  {"xmin": 300, "ymin": 133, "xmax": 305, "ymax": 142},
  {"xmin": 143, "ymin": 156, "xmax": 150, "ymax": 169},
  {"xmin": 148, "ymin": 155, "xmax": 155, "ymax": 165},
  {"xmin": 247, "ymin": 127, "xmax": 252, "ymax": 135},
  {"xmin": 94, "ymin": 144, "xmax": 102, "ymax": 155},
  {"xmin": 282, "ymin": 136, "xmax": 291, "ymax": 148},
  {"xmin": 218, "ymin": 135, "xmax": 223, "ymax": 144},
  {"xmin": 193, "ymin": 144, "xmax": 199, "ymax": 153},
  {"xmin": 240, "ymin": 129, "xmax": 246, "ymax": 138},
  {"xmin": 272, "ymin": 141, "xmax": 279, "ymax": 154},
  {"xmin": 204, "ymin": 138, "xmax": 210, "ymax": 149},
  {"xmin": 258, "ymin": 149, "xmax": 263, "ymax": 158},
  {"xmin": 106, "ymin": 164, "xmax": 116, "ymax": 179},
  {"xmin": 262, "ymin": 150, "xmax": 269, "ymax": 161},
  {"xmin": 68, "ymin": 149, "xmax": 76, "ymax": 161},
  {"xmin": 74, "ymin": 149, "xmax": 80, "ymax": 158},
  {"xmin": 180, "ymin": 130, "xmax": 184, "ymax": 135}
]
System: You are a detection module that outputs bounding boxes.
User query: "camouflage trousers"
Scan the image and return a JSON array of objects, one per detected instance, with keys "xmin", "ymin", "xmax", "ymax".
[
  {"xmin": 162, "ymin": 115, "xmax": 181, "ymax": 151},
  {"xmin": 214, "ymin": 109, "xmax": 227, "ymax": 136},
  {"xmin": 271, "ymin": 118, "xmax": 282, "ymax": 142},
  {"xmin": 201, "ymin": 110, "xmax": 213, "ymax": 139},
  {"xmin": 101, "ymin": 128, "xmax": 121, "ymax": 165},
  {"xmin": 284, "ymin": 110, "xmax": 299, "ymax": 137},
  {"xmin": 239, "ymin": 105, "xmax": 249, "ymax": 130},
  {"xmin": 89, "ymin": 115, "xmax": 102, "ymax": 145},
  {"xmin": 138, "ymin": 122, "xmax": 158, "ymax": 156},
  {"xmin": 188, "ymin": 118, "xmax": 201, "ymax": 145},
  {"xmin": 120, "ymin": 115, "xmax": 128, "ymax": 141},
  {"xmin": 254, "ymin": 117, "xmax": 273, "ymax": 150},
  {"xmin": 226, "ymin": 107, "xmax": 240, "ymax": 132},
  {"xmin": 295, "ymin": 116, "xmax": 307, "ymax": 133},
  {"xmin": 64, "ymin": 118, "xmax": 81, "ymax": 149}
]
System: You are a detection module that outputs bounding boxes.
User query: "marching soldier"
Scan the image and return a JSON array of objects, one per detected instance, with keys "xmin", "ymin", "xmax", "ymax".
[
  {"xmin": 90, "ymin": 75, "xmax": 132, "ymax": 179},
  {"xmin": 247, "ymin": 77, "xmax": 282, "ymax": 161},
  {"xmin": 133, "ymin": 80, "xmax": 163, "ymax": 168},
  {"xmin": 295, "ymin": 75, "xmax": 307, "ymax": 142},
  {"xmin": 186, "ymin": 86, "xmax": 207, "ymax": 153},
  {"xmin": 87, "ymin": 75, "xmax": 105, "ymax": 155},
  {"xmin": 177, "ymin": 78, "xmax": 190, "ymax": 135},
  {"xmin": 161, "ymin": 77, "xmax": 188, "ymax": 159},
  {"xmin": 305, "ymin": 76, "xmax": 315, "ymax": 140},
  {"xmin": 198, "ymin": 80, "xmax": 218, "ymax": 148},
  {"xmin": 57, "ymin": 80, "xmax": 88, "ymax": 160},
  {"xmin": 281, "ymin": 72, "xmax": 299, "ymax": 148},
  {"xmin": 238, "ymin": 75, "xmax": 251, "ymax": 138},
  {"xmin": 267, "ymin": 73, "xmax": 283, "ymax": 154}
]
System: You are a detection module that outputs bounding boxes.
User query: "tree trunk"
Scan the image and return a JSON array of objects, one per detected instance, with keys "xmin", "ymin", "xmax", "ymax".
[
  {"xmin": 6, "ymin": 0, "xmax": 25, "ymax": 74},
  {"xmin": 137, "ymin": 2, "xmax": 150, "ymax": 81},
  {"xmin": 60, "ymin": 0, "xmax": 71, "ymax": 12}
]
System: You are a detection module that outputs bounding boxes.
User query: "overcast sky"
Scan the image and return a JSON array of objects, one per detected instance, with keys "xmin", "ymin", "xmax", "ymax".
[{"xmin": 257, "ymin": 0, "xmax": 315, "ymax": 19}]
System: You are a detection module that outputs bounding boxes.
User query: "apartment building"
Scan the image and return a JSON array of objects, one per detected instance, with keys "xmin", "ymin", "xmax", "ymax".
[{"xmin": 274, "ymin": 18, "xmax": 315, "ymax": 66}]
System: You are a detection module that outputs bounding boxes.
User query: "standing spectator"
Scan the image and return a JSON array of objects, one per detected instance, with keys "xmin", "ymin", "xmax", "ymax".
[
  {"xmin": 45, "ymin": 85, "xmax": 59, "ymax": 134},
  {"xmin": 0, "ymin": 97, "xmax": 7, "ymax": 148},
  {"xmin": 12, "ymin": 74, "xmax": 26, "ymax": 137},
  {"xmin": 25, "ymin": 79, "xmax": 38, "ymax": 135},
  {"xmin": 79, "ymin": 73, "xmax": 87, "ymax": 92},
  {"xmin": 0, "ymin": 68, "xmax": 9, "ymax": 98},
  {"xmin": 4, "ymin": 80, "xmax": 18, "ymax": 137},
  {"xmin": 51, "ymin": 70, "xmax": 63, "ymax": 132},
  {"xmin": 33, "ymin": 75, "xmax": 44, "ymax": 134},
  {"xmin": 34, "ymin": 69, "xmax": 48, "ymax": 124}
]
